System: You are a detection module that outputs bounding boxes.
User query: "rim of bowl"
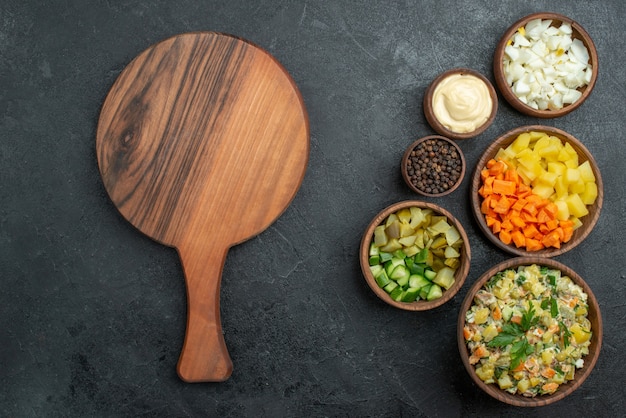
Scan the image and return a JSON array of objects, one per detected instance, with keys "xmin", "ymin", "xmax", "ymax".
[
  {"xmin": 424, "ymin": 68, "xmax": 498, "ymax": 140},
  {"xmin": 360, "ymin": 200, "xmax": 471, "ymax": 311},
  {"xmin": 401, "ymin": 135, "xmax": 467, "ymax": 197},
  {"xmin": 457, "ymin": 256, "xmax": 602, "ymax": 407},
  {"xmin": 470, "ymin": 125, "xmax": 603, "ymax": 257},
  {"xmin": 493, "ymin": 12, "xmax": 598, "ymax": 118}
]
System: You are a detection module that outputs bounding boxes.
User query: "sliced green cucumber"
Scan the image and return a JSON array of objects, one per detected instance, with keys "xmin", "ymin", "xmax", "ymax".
[
  {"xmin": 424, "ymin": 269, "xmax": 437, "ymax": 281},
  {"xmin": 427, "ymin": 284, "xmax": 443, "ymax": 301},
  {"xmin": 401, "ymin": 287, "xmax": 420, "ymax": 302},
  {"xmin": 375, "ymin": 270, "xmax": 391, "ymax": 288},
  {"xmin": 379, "ymin": 252, "xmax": 393, "ymax": 263},
  {"xmin": 369, "ymin": 264, "xmax": 383, "ymax": 278},
  {"xmin": 409, "ymin": 274, "xmax": 431, "ymax": 290},
  {"xmin": 384, "ymin": 258, "xmax": 405, "ymax": 276},
  {"xmin": 389, "ymin": 287, "xmax": 404, "ymax": 301},
  {"xmin": 389, "ymin": 264, "xmax": 410, "ymax": 282},
  {"xmin": 383, "ymin": 281, "xmax": 398, "ymax": 293},
  {"xmin": 414, "ymin": 248, "xmax": 429, "ymax": 264},
  {"xmin": 409, "ymin": 262, "xmax": 425, "ymax": 276}
]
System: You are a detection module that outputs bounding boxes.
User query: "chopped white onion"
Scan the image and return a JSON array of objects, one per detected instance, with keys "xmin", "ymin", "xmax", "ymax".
[{"xmin": 502, "ymin": 19, "xmax": 592, "ymax": 110}]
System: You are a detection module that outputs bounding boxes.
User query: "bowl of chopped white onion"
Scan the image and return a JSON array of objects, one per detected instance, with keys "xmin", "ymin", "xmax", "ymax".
[{"xmin": 493, "ymin": 12, "xmax": 598, "ymax": 118}]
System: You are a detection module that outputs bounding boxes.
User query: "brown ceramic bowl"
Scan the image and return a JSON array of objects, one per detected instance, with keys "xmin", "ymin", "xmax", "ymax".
[
  {"xmin": 471, "ymin": 125, "xmax": 603, "ymax": 257},
  {"xmin": 424, "ymin": 68, "xmax": 498, "ymax": 140},
  {"xmin": 360, "ymin": 200, "xmax": 471, "ymax": 311},
  {"xmin": 458, "ymin": 257, "xmax": 602, "ymax": 407},
  {"xmin": 401, "ymin": 135, "xmax": 466, "ymax": 197},
  {"xmin": 493, "ymin": 12, "xmax": 598, "ymax": 118}
]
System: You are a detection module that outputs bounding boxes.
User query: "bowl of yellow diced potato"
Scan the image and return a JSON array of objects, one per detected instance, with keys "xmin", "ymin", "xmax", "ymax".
[{"xmin": 470, "ymin": 125, "xmax": 603, "ymax": 257}]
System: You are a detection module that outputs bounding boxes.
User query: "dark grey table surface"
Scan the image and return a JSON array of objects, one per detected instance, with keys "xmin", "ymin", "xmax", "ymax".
[{"xmin": 2, "ymin": 1, "xmax": 625, "ymax": 416}]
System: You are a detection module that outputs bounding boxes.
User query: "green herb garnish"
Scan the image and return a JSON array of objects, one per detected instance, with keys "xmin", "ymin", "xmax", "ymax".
[
  {"xmin": 510, "ymin": 337, "xmax": 534, "ymax": 370},
  {"xmin": 541, "ymin": 297, "xmax": 559, "ymax": 318},
  {"xmin": 559, "ymin": 321, "xmax": 572, "ymax": 348},
  {"xmin": 547, "ymin": 274, "xmax": 557, "ymax": 288},
  {"xmin": 488, "ymin": 323, "xmax": 523, "ymax": 347},
  {"xmin": 521, "ymin": 301, "xmax": 539, "ymax": 331}
]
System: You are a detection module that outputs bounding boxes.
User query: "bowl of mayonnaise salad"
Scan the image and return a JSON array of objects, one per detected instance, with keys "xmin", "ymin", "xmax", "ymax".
[{"xmin": 457, "ymin": 257, "xmax": 602, "ymax": 407}]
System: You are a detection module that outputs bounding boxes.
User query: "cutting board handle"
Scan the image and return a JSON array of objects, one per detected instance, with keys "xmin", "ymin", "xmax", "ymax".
[{"xmin": 176, "ymin": 241, "xmax": 233, "ymax": 382}]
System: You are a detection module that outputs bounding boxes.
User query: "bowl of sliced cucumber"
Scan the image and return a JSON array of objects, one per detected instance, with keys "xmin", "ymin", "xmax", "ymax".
[{"xmin": 360, "ymin": 200, "xmax": 471, "ymax": 311}]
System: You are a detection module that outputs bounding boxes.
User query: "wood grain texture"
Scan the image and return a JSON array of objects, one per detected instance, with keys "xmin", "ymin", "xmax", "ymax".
[{"xmin": 96, "ymin": 32, "xmax": 309, "ymax": 382}]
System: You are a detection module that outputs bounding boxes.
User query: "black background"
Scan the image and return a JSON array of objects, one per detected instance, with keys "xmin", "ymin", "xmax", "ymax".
[{"xmin": 2, "ymin": 1, "xmax": 625, "ymax": 416}]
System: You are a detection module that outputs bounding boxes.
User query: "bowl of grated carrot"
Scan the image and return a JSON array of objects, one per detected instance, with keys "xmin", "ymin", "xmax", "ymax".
[{"xmin": 470, "ymin": 125, "xmax": 603, "ymax": 257}]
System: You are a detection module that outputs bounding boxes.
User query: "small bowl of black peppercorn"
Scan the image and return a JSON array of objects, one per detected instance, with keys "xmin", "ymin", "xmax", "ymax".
[{"xmin": 401, "ymin": 135, "xmax": 466, "ymax": 197}]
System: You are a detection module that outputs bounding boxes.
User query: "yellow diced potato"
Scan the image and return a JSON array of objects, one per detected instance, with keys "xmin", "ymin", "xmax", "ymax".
[
  {"xmin": 474, "ymin": 307, "xmax": 490, "ymax": 324},
  {"xmin": 547, "ymin": 161, "xmax": 567, "ymax": 175},
  {"xmin": 541, "ymin": 350, "xmax": 554, "ymax": 366},
  {"xmin": 563, "ymin": 142, "xmax": 578, "ymax": 157},
  {"xmin": 565, "ymin": 194, "xmax": 589, "ymax": 218},
  {"xmin": 385, "ymin": 213, "xmax": 398, "ymax": 226},
  {"xmin": 532, "ymin": 184, "xmax": 554, "ymax": 200},
  {"xmin": 517, "ymin": 379, "xmax": 530, "ymax": 393},
  {"xmin": 577, "ymin": 161, "xmax": 596, "ymax": 182},
  {"xmin": 554, "ymin": 177, "xmax": 569, "ymax": 199},
  {"xmin": 385, "ymin": 220, "xmax": 401, "ymax": 239},
  {"xmin": 533, "ymin": 135, "xmax": 552, "ymax": 152},
  {"xmin": 511, "ymin": 132, "xmax": 531, "ymax": 152},
  {"xmin": 497, "ymin": 146, "xmax": 516, "ymax": 161},
  {"xmin": 516, "ymin": 148, "xmax": 537, "ymax": 161},
  {"xmin": 580, "ymin": 182, "xmax": 598, "ymax": 205},
  {"xmin": 517, "ymin": 166, "xmax": 535, "ymax": 183},
  {"xmin": 530, "ymin": 377, "xmax": 542, "ymax": 387},
  {"xmin": 570, "ymin": 216, "xmax": 583, "ymax": 230},
  {"xmin": 398, "ymin": 234, "xmax": 417, "ymax": 247},
  {"xmin": 403, "ymin": 245, "xmax": 420, "ymax": 257},
  {"xmin": 537, "ymin": 143, "xmax": 560, "ymax": 160},
  {"xmin": 554, "ymin": 371, "xmax": 567, "ymax": 383},
  {"xmin": 568, "ymin": 178, "xmax": 586, "ymax": 194},
  {"xmin": 498, "ymin": 374, "xmax": 514, "ymax": 390},
  {"xmin": 483, "ymin": 324, "xmax": 499, "ymax": 342},
  {"xmin": 529, "ymin": 131, "xmax": 547, "ymax": 141},
  {"xmin": 564, "ymin": 154, "xmax": 579, "ymax": 168},
  {"xmin": 409, "ymin": 207, "xmax": 425, "ymax": 228},
  {"xmin": 564, "ymin": 167, "xmax": 581, "ymax": 184},
  {"xmin": 535, "ymin": 171, "xmax": 558, "ymax": 187},
  {"xmin": 570, "ymin": 323, "xmax": 591, "ymax": 344},
  {"xmin": 374, "ymin": 225, "xmax": 388, "ymax": 246},
  {"xmin": 542, "ymin": 330, "xmax": 554, "ymax": 343},
  {"xmin": 554, "ymin": 200, "xmax": 570, "ymax": 221},
  {"xmin": 380, "ymin": 238, "xmax": 402, "ymax": 253},
  {"xmin": 399, "ymin": 223, "xmax": 415, "ymax": 238},
  {"xmin": 476, "ymin": 364, "xmax": 495, "ymax": 382},
  {"xmin": 575, "ymin": 304, "xmax": 588, "ymax": 317},
  {"xmin": 557, "ymin": 146, "xmax": 571, "ymax": 162},
  {"xmin": 397, "ymin": 208, "xmax": 412, "ymax": 224}
]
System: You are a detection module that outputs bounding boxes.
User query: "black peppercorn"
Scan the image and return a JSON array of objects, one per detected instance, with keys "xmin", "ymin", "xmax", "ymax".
[{"xmin": 405, "ymin": 138, "xmax": 463, "ymax": 195}]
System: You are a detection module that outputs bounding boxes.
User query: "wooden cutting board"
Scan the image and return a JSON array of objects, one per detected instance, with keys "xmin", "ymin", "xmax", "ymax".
[{"xmin": 96, "ymin": 32, "xmax": 309, "ymax": 382}]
